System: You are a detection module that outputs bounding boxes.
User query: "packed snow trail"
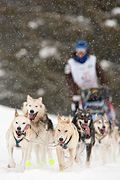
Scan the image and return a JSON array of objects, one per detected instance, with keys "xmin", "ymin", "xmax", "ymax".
[{"xmin": 0, "ymin": 105, "xmax": 120, "ymax": 180}]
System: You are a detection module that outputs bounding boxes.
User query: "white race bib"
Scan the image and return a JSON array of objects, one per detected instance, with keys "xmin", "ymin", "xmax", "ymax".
[{"xmin": 68, "ymin": 55, "xmax": 98, "ymax": 89}]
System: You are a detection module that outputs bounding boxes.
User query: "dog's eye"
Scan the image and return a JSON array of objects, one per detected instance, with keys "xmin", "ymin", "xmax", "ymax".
[
  {"xmin": 29, "ymin": 105, "xmax": 31, "ymax": 107},
  {"xmin": 58, "ymin": 129, "xmax": 61, "ymax": 132},
  {"xmin": 65, "ymin": 130, "xmax": 68, "ymax": 133},
  {"xmin": 40, "ymin": 105, "xmax": 42, "ymax": 108},
  {"xmin": 99, "ymin": 121, "xmax": 101, "ymax": 124},
  {"xmin": 35, "ymin": 106, "xmax": 38, "ymax": 108},
  {"xmin": 23, "ymin": 122, "xmax": 25, "ymax": 124},
  {"xmin": 16, "ymin": 122, "xmax": 18, "ymax": 124}
]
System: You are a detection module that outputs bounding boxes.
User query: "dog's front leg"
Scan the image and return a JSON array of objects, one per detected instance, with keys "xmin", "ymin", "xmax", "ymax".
[
  {"xmin": 25, "ymin": 143, "xmax": 32, "ymax": 167},
  {"xmin": 40, "ymin": 144, "xmax": 47, "ymax": 165},
  {"xmin": 21, "ymin": 148, "xmax": 27, "ymax": 172},
  {"xmin": 21, "ymin": 143, "xmax": 32, "ymax": 172},
  {"xmin": 75, "ymin": 143, "xmax": 82, "ymax": 164},
  {"xmin": 7, "ymin": 146, "xmax": 16, "ymax": 168},
  {"xmin": 56, "ymin": 147, "xmax": 64, "ymax": 171},
  {"xmin": 86, "ymin": 144, "xmax": 92, "ymax": 167},
  {"xmin": 63, "ymin": 148, "xmax": 75, "ymax": 169}
]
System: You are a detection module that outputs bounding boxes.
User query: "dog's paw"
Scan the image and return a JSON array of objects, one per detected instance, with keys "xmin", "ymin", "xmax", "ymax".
[
  {"xmin": 75, "ymin": 156, "xmax": 82, "ymax": 165},
  {"xmin": 26, "ymin": 160, "xmax": 31, "ymax": 166},
  {"xmin": 48, "ymin": 158, "xmax": 55, "ymax": 165},
  {"xmin": 63, "ymin": 162, "xmax": 73, "ymax": 170},
  {"xmin": 59, "ymin": 165, "xmax": 64, "ymax": 172},
  {"xmin": 8, "ymin": 162, "xmax": 16, "ymax": 168},
  {"xmin": 7, "ymin": 164, "xmax": 11, "ymax": 168},
  {"xmin": 86, "ymin": 161, "xmax": 90, "ymax": 168}
]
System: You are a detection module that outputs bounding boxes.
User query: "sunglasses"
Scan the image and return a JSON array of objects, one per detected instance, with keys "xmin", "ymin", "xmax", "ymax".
[{"xmin": 76, "ymin": 48, "xmax": 86, "ymax": 53}]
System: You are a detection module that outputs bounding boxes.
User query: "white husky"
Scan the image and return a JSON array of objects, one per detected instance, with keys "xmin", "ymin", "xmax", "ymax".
[
  {"xmin": 22, "ymin": 95, "xmax": 55, "ymax": 167},
  {"xmin": 6, "ymin": 108, "xmax": 31, "ymax": 171}
]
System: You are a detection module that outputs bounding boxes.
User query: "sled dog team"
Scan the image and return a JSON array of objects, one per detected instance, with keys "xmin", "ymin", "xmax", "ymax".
[{"xmin": 6, "ymin": 95, "xmax": 120, "ymax": 172}]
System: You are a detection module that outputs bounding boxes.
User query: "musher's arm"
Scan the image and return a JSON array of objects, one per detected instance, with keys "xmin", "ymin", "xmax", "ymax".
[
  {"xmin": 65, "ymin": 63, "xmax": 80, "ymax": 95},
  {"xmin": 96, "ymin": 63, "xmax": 108, "ymax": 86}
]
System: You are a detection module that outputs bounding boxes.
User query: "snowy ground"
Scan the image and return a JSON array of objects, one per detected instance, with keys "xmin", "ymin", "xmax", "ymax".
[{"xmin": 0, "ymin": 105, "xmax": 120, "ymax": 180}]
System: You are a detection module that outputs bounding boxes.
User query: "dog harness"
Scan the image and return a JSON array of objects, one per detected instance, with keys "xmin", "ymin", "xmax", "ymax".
[{"xmin": 13, "ymin": 132, "xmax": 26, "ymax": 148}]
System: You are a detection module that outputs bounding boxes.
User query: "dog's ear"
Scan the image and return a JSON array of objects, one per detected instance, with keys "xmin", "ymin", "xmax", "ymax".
[
  {"xmin": 38, "ymin": 97, "xmax": 42, "ymax": 103},
  {"xmin": 15, "ymin": 108, "xmax": 19, "ymax": 117},
  {"xmin": 66, "ymin": 115, "xmax": 71, "ymax": 124},
  {"xmin": 58, "ymin": 114, "xmax": 62, "ymax": 122},
  {"xmin": 95, "ymin": 113, "xmax": 98, "ymax": 120},
  {"xmin": 27, "ymin": 95, "xmax": 33, "ymax": 102},
  {"xmin": 75, "ymin": 108, "xmax": 81, "ymax": 115},
  {"xmin": 103, "ymin": 113, "xmax": 108, "ymax": 120},
  {"xmin": 24, "ymin": 111, "xmax": 28, "ymax": 118}
]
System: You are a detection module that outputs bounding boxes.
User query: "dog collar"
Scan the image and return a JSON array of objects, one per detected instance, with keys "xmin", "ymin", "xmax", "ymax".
[
  {"xmin": 95, "ymin": 132, "xmax": 107, "ymax": 144},
  {"xmin": 62, "ymin": 135, "xmax": 72, "ymax": 149}
]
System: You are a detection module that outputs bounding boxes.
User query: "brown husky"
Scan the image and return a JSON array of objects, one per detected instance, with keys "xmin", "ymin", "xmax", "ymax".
[
  {"xmin": 6, "ymin": 108, "xmax": 31, "ymax": 172},
  {"xmin": 55, "ymin": 115, "xmax": 79, "ymax": 171},
  {"xmin": 23, "ymin": 95, "xmax": 55, "ymax": 167}
]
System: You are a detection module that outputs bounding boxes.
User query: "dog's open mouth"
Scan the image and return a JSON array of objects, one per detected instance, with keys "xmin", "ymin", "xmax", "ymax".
[
  {"xmin": 58, "ymin": 141, "xmax": 65, "ymax": 146},
  {"xmin": 58, "ymin": 137, "xmax": 67, "ymax": 146},
  {"xmin": 29, "ymin": 112, "xmax": 38, "ymax": 121},
  {"xmin": 16, "ymin": 124, "xmax": 31, "ymax": 137},
  {"xmin": 16, "ymin": 131, "xmax": 22, "ymax": 136},
  {"xmin": 99, "ymin": 128, "xmax": 105, "ymax": 135},
  {"xmin": 81, "ymin": 124, "xmax": 90, "ymax": 136}
]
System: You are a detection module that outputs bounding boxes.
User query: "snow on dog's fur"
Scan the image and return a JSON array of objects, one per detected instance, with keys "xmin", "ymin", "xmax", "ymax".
[
  {"xmin": 6, "ymin": 108, "xmax": 31, "ymax": 172},
  {"xmin": 55, "ymin": 115, "xmax": 79, "ymax": 171},
  {"xmin": 22, "ymin": 95, "xmax": 54, "ymax": 166}
]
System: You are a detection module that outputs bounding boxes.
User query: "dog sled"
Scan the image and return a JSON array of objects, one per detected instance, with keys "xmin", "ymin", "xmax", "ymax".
[{"xmin": 80, "ymin": 87, "xmax": 116, "ymax": 120}]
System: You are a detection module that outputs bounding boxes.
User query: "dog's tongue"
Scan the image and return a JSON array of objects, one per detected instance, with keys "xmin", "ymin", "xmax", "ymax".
[
  {"xmin": 17, "ymin": 131, "xmax": 22, "ymax": 135},
  {"xmin": 100, "ymin": 129, "xmax": 105, "ymax": 135},
  {"xmin": 23, "ymin": 124, "xmax": 31, "ymax": 131},
  {"xmin": 82, "ymin": 124, "xmax": 90, "ymax": 136},
  {"xmin": 29, "ymin": 114, "xmax": 34, "ymax": 120}
]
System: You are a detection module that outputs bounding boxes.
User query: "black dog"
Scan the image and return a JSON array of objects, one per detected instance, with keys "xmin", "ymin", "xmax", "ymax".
[{"xmin": 72, "ymin": 108, "xmax": 95, "ymax": 166}]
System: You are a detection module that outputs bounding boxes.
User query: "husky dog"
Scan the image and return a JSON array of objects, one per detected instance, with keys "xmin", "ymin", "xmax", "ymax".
[
  {"xmin": 94, "ymin": 114, "xmax": 111, "ymax": 164},
  {"xmin": 6, "ymin": 108, "xmax": 31, "ymax": 171},
  {"xmin": 109, "ymin": 121, "xmax": 120, "ymax": 162},
  {"xmin": 94, "ymin": 114, "xmax": 120, "ymax": 163},
  {"xmin": 55, "ymin": 115, "xmax": 79, "ymax": 171},
  {"xmin": 72, "ymin": 108, "xmax": 95, "ymax": 167},
  {"xmin": 22, "ymin": 95, "xmax": 55, "ymax": 166}
]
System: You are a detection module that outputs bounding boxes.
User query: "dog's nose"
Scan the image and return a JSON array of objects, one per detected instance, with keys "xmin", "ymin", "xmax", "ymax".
[
  {"xmin": 84, "ymin": 120, "xmax": 88, "ymax": 123},
  {"xmin": 17, "ymin": 127, "xmax": 21, "ymax": 131},
  {"xmin": 59, "ymin": 137, "xmax": 63, "ymax": 142},
  {"xmin": 30, "ymin": 110, "xmax": 34, "ymax": 114},
  {"xmin": 103, "ymin": 125, "xmax": 106, "ymax": 129}
]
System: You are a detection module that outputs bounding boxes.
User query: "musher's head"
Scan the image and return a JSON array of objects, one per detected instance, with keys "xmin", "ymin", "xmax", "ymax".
[{"xmin": 75, "ymin": 40, "xmax": 88, "ymax": 61}]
